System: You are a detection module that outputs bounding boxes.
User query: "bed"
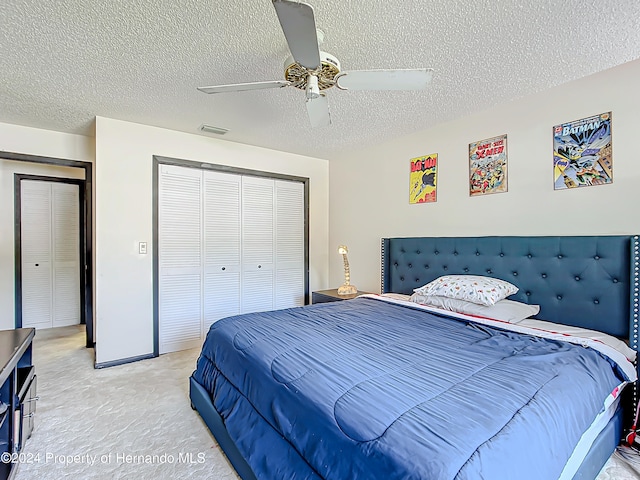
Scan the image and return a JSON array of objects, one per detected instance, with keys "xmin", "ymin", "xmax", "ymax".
[{"xmin": 190, "ymin": 235, "xmax": 640, "ymax": 479}]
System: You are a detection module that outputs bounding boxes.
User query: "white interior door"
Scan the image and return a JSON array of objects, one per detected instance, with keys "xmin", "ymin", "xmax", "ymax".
[
  {"xmin": 241, "ymin": 176, "xmax": 274, "ymax": 314},
  {"xmin": 158, "ymin": 165, "xmax": 202, "ymax": 354},
  {"xmin": 275, "ymin": 179, "xmax": 305, "ymax": 309},
  {"xmin": 21, "ymin": 181, "xmax": 53, "ymax": 329},
  {"xmin": 203, "ymin": 170, "xmax": 241, "ymax": 334},
  {"xmin": 157, "ymin": 164, "xmax": 306, "ymax": 353},
  {"xmin": 52, "ymin": 183, "xmax": 80, "ymax": 327},
  {"xmin": 21, "ymin": 180, "xmax": 80, "ymax": 329}
]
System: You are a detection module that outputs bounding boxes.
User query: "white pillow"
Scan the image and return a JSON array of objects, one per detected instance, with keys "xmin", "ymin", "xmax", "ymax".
[
  {"xmin": 518, "ymin": 319, "xmax": 637, "ymax": 362},
  {"xmin": 414, "ymin": 275, "xmax": 518, "ymax": 306},
  {"xmin": 410, "ymin": 294, "xmax": 539, "ymax": 323}
]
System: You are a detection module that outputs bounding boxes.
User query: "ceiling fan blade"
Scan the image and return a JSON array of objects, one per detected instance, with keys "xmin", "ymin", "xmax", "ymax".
[
  {"xmin": 306, "ymin": 93, "xmax": 331, "ymax": 127},
  {"xmin": 197, "ymin": 80, "xmax": 291, "ymax": 94},
  {"xmin": 335, "ymin": 69, "xmax": 434, "ymax": 91},
  {"xmin": 272, "ymin": 0, "xmax": 321, "ymax": 70}
]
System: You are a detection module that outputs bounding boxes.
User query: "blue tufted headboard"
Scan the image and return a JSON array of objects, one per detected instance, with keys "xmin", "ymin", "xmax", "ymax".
[{"xmin": 381, "ymin": 236, "xmax": 639, "ymax": 343}]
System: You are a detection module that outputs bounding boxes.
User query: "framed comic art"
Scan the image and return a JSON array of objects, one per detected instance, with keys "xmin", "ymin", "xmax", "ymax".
[
  {"xmin": 469, "ymin": 134, "xmax": 507, "ymax": 196},
  {"xmin": 409, "ymin": 153, "xmax": 437, "ymax": 204},
  {"xmin": 553, "ymin": 112, "xmax": 612, "ymax": 190}
]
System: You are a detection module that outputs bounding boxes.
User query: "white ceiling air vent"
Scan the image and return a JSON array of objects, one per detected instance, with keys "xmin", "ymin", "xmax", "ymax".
[{"xmin": 199, "ymin": 124, "xmax": 229, "ymax": 135}]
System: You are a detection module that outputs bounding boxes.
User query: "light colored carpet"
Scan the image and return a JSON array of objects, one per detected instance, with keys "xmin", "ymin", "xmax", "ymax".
[
  {"xmin": 12, "ymin": 325, "xmax": 640, "ymax": 480},
  {"xmin": 14, "ymin": 325, "xmax": 239, "ymax": 480}
]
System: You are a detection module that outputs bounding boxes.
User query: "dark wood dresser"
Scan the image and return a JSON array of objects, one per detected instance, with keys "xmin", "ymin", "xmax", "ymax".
[{"xmin": 0, "ymin": 328, "xmax": 36, "ymax": 480}]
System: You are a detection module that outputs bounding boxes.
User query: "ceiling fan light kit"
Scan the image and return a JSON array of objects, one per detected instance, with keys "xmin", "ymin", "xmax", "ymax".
[
  {"xmin": 197, "ymin": 0, "xmax": 434, "ymax": 127},
  {"xmin": 305, "ymin": 74, "xmax": 320, "ymax": 99},
  {"xmin": 284, "ymin": 51, "xmax": 341, "ymax": 91}
]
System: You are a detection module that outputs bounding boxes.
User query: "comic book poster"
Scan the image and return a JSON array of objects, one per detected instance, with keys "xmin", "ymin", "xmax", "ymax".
[
  {"xmin": 469, "ymin": 134, "xmax": 507, "ymax": 196},
  {"xmin": 409, "ymin": 153, "xmax": 437, "ymax": 204},
  {"xmin": 553, "ymin": 112, "xmax": 612, "ymax": 190}
]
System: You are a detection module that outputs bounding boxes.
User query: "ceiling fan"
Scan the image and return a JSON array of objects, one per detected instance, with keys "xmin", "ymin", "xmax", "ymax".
[{"xmin": 197, "ymin": 0, "xmax": 434, "ymax": 127}]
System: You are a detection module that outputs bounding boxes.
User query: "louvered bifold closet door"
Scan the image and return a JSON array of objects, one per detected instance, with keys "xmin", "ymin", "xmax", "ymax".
[
  {"xmin": 203, "ymin": 171, "xmax": 241, "ymax": 334},
  {"xmin": 275, "ymin": 180, "xmax": 305, "ymax": 309},
  {"xmin": 21, "ymin": 181, "xmax": 53, "ymax": 329},
  {"xmin": 52, "ymin": 183, "xmax": 80, "ymax": 327},
  {"xmin": 159, "ymin": 165, "xmax": 202, "ymax": 354},
  {"xmin": 241, "ymin": 176, "xmax": 275, "ymax": 314}
]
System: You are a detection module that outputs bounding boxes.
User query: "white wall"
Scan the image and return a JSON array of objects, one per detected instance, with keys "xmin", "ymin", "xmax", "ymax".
[
  {"xmin": 0, "ymin": 122, "xmax": 93, "ymax": 331},
  {"xmin": 0, "ymin": 122, "xmax": 94, "ymax": 162},
  {"xmin": 94, "ymin": 117, "xmax": 329, "ymax": 365},
  {"xmin": 0, "ymin": 159, "xmax": 85, "ymax": 330},
  {"xmin": 329, "ymin": 59, "xmax": 640, "ymax": 293}
]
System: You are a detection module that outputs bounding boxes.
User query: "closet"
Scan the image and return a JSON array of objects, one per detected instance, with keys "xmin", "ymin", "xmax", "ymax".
[
  {"xmin": 158, "ymin": 164, "xmax": 305, "ymax": 354},
  {"xmin": 20, "ymin": 180, "xmax": 81, "ymax": 329}
]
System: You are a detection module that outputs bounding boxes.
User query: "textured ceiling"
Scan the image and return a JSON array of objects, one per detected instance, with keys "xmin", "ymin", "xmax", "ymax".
[{"xmin": 1, "ymin": 0, "xmax": 639, "ymax": 160}]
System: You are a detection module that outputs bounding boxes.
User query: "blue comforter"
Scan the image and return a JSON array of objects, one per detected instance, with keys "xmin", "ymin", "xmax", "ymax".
[{"xmin": 192, "ymin": 297, "xmax": 628, "ymax": 480}]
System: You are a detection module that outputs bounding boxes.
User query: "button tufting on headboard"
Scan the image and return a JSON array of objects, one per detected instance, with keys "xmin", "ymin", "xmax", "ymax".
[{"xmin": 381, "ymin": 235, "xmax": 634, "ymax": 339}]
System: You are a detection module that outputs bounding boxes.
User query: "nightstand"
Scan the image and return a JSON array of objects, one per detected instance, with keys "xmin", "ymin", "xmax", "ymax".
[{"xmin": 311, "ymin": 289, "xmax": 373, "ymax": 304}]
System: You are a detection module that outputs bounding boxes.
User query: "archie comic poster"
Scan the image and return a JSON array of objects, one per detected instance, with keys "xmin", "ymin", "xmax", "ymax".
[
  {"xmin": 469, "ymin": 134, "xmax": 507, "ymax": 196},
  {"xmin": 409, "ymin": 154, "xmax": 437, "ymax": 204}
]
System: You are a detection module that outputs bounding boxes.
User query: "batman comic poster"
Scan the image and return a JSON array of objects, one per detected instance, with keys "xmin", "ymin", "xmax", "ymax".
[{"xmin": 553, "ymin": 112, "xmax": 612, "ymax": 190}]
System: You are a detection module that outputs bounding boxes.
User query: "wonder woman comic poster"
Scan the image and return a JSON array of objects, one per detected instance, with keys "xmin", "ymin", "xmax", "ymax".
[
  {"xmin": 469, "ymin": 134, "xmax": 507, "ymax": 196},
  {"xmin": 553, "ymin": 112, "xmax": 612, "ymax": 190},
  {"xmin": 409, "ymin": 153, "xmax": 437, "ymax": 204}
]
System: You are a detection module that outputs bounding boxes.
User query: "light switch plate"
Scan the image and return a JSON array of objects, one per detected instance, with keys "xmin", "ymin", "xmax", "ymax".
[{"xmin": 139, "ymin": 242, "xmax": 147, "ymax": 254}]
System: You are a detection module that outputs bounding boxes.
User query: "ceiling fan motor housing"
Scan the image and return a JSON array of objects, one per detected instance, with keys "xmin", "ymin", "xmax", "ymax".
[{"xmin": 284, "ymin": 51, "xmax": 341, "ymax": 90}]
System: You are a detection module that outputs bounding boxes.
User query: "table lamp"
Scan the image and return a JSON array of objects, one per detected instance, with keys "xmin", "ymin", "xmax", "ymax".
[{"xmin": 337, "ymin": 245, "xmax": 357, "ymax": 295}]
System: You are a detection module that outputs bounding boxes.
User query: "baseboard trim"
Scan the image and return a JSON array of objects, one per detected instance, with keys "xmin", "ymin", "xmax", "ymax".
[{"xmin": 94, "ymin": 353, "xmax": 155, "ymax": 369}]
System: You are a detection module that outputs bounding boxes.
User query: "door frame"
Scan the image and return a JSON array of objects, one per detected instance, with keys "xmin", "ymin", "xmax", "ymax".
[
  {"xmin": 152, "ymin": 155, "xmax": 310, "ymax": 357},
  {"xmin": 2, "ymin": 150, "xmax": 94, "ymax": 348},
  {"xmin": 15, "ymin": 175, "xmax": 86, "ymax": 330}
]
